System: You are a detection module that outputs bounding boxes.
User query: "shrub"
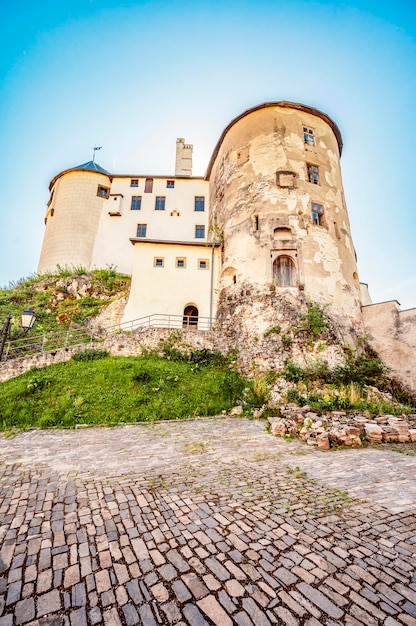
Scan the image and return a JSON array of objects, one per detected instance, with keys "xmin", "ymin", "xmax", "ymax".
[
  {"xmin": 299, "ymin": 302, "xmax": 330, "ymax": 337},
  {"xmin": 72, "ymin": 348, "xmax": 109, "ymax": 362},
  {"xmin": 263, "ymin": 326, "xmax": 281, "ymax": 338}
]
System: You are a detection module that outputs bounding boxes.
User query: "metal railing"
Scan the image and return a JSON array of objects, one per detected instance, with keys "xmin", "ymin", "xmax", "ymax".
[
  {"xmin": 0, "ymin": 314, "xmax": 213, "ymax": 362},
  {"xmin": 118, "ymin": 314, "xmax": 213, "ymax": 332}
]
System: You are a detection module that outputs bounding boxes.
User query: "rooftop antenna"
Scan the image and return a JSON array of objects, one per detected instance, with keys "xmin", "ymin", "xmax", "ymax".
[{"xmin": 92, "ymin": 145, "xmax": 102, "ymax": 163}]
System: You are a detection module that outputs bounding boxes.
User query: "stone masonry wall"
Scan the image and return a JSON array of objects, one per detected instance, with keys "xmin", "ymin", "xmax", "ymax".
[{"xmin": 362, "ymin": 301, "xmax": 416, "ymax": 394}]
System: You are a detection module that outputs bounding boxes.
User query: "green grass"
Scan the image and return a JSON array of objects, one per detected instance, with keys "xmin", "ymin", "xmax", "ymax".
[
  {"xmin": 0, "ymin": 354, "xmax": 264, "ymax": 431},
  {"xmin": 0, "ymin": 268, "xmax": 130, "ymax": 338}
]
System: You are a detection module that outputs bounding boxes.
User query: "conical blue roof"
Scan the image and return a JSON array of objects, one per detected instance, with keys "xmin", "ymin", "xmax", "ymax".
[{"xmin": 72, "ymin": 161, "xmax": 111, "ymax": 175}]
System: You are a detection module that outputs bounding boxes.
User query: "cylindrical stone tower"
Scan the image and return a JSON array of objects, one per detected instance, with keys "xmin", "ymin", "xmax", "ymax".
[
  {"xmin": 38, "ymin": 161, "xmax": 112, "ymax": 274},
  {"xmin": 206, "ymin": 101, "xmax": 363, "ymax": 339}
]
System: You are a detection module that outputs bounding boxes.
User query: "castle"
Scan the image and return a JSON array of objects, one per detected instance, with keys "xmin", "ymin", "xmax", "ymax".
[{"xmin": 37, "ymin": 102, "xmax": 415, "ymax": 391}]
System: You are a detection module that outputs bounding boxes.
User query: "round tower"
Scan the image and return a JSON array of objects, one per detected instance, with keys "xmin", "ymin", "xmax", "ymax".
[
  {"xmin": 206, "ymin": 101, "xmax": 363, "ymax": 340},
  {"xmin": 37, "ymin": 161, "xmax": 112, "ymax": 274}
]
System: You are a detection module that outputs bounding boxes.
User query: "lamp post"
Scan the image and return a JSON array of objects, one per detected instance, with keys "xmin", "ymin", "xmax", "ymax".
[{"xmin": 0, "ymin": 308, "xmax": 36, "ymax": 361}]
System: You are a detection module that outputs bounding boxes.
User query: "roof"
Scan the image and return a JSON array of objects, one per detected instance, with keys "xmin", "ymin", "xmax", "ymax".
[
  {"xmin": 49, "ymin": 161, "xmax": 111, "ymax": 190},
  {"xmin": 205, "ymin": 101, "xmax": 343, "ymax": 179},
  {"xmin": 72, "ymin": 161, "xmax": 111, "ymax": 175}
]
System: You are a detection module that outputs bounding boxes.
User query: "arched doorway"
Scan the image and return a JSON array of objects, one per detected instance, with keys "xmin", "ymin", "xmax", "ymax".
[
  {"xmin": 183, "ymin": 305, "xmax": 198, "ymax": 328},
  {"xmin": 273, "ymin": 256, "xmax": 296, "ymax": 287}
]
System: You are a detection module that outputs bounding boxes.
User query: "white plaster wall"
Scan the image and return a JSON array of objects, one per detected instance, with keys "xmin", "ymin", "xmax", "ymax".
[
  {"xmin": 91, "ymin": 177, "xmax": 209, "ymax": 274},
  {"xmin": 38, "ymin": 171, "xmax": 111, "ymax": 274},
  {"xmin": 121, "ymin": 242, "xmax": 219, "ymax": 326}
]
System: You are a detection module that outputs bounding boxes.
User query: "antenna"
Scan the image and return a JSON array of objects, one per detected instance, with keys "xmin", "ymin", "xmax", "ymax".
[{"xmin": 92, "ymin": 145, "xmax": 102, "ymax": 163}]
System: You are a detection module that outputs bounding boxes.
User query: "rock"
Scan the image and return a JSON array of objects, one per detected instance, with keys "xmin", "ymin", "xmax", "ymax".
[
  {"xmin": 317, "ymin": 433, "xmax": 330, "ymax": 450},
  {"xmin": 374, "ymin": 416, "xmax": 388, "ymax": 425},
  {"xmin": 230, "ymin": 405, "xmax": 243, "ymax": 416},
  {"xmin": 382, "ymin": 428, "xmax": 399, "ymax": 442},
  {"xmin": 364, "ymin": 423, "xmax": 383, "ymax": 444},
  {"xmin": 409, "ymin": 429, "xmax": 416, "ymax": 442},
  {"xmin": 270, "ymin": 420, "xmax": 287, "ymax": 437},
  {"xmin": 387, "ymin": 417, "xmax": 410, "ymax": 442}
]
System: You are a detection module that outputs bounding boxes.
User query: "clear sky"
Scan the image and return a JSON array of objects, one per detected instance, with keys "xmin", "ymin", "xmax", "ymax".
[{"xmin": 1, "ymin": 0, "xmax": 415, "ymax": 309}]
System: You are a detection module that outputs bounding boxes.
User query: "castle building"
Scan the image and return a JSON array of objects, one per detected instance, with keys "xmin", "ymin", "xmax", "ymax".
[{"xmin": 37, "ymin": 102, "xmax": 416, "ymax": 390}]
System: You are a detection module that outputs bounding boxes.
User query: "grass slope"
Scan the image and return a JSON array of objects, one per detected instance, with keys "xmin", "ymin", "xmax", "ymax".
[{"xmin": 0, "ymin": 353, "xmax": 262, "ymax": 431}]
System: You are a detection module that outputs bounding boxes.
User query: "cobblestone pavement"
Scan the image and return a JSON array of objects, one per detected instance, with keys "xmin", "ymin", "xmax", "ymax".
[{"xmin": 0, "ymin": 418, "xmax": 415, "ymax": 626}]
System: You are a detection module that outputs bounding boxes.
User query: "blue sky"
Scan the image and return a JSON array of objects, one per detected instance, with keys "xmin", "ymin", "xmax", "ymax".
[{"xmin": 1, "ymin": 0, "xmax": 415, "ymax": 309}]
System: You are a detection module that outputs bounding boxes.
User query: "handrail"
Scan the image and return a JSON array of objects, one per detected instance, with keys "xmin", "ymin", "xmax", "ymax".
[{"xmin": 0, "ymin": 314, "xmax": 213, "ymax": 362}]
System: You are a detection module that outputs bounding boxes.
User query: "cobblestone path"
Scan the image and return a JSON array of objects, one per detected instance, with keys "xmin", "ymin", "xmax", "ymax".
[{"xmin": 0, "ymin": 418, "xmax": 415, "ymax": 626}]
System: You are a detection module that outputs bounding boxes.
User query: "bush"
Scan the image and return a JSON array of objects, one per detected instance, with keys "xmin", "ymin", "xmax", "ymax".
[
  {"xmin": 72, "ymin": 348, "xmax": 109, "ymax": 362},
  {"xmin": 299, "ymin": 302, "xmax": 330, "ymax": 337}
]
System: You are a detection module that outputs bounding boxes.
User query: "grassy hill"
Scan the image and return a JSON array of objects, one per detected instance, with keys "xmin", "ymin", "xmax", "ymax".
[{"xmin": 0, "ymin": 349, "xmax": 265, "ymax": 432}]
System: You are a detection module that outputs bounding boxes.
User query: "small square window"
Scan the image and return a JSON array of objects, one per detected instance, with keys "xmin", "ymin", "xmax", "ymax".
[
  {"xmin": 97, "ymin": 185, "xmax": 110, "ymax": 199},
  {"xmin": 194, "ymin": 196, "xmax": 205, "ymax": 211},
  {"xmin": 176, "ymin": 257, "xmax": 186, "ymax": 268},
  {"xmin": 154, "ymin": 257, "xmax": 164, "ymax": 267},
  {"xmin": 166, "ymin": 180, "xmax": 175, "ymax": 188},
  {"xmin": 198, "ymin": 259, "xmax": 209, "ymax": 269},
  {"xmin": 131, "ymin": 196, "xmax": 142, "ymax": 210},
  {"xmin": 130, "ymin": 179, "xmax": 139, "ymax": 187},
  {"xmin": 155, "ymin": 196, "xmax": 166, "ymax": 211},
  {"xmin": 195, "ymin": 225, "xmax": 205, "ymax": 239},
  {"xmin": 307, "ymin": 164, "xmax": 319, "ymax": 184},
  {"xmin": 137, "ymin": 224, "xmax": 147, "ymax": 237},
  {"xmin": 311, "ymin": 203, "xmax": 324, "ymax": 226},
  {"xmin": 303, "ymin": 126, "xmax": 315, "ymax": 146}
]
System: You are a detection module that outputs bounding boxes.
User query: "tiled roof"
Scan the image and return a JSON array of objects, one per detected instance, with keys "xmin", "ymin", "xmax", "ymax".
[{"xmin": 72, "ymin": 161, "xmax": 111, "ymax": 175}]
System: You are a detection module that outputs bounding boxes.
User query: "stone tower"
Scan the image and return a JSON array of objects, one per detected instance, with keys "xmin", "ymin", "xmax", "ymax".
[
  {"xmin": 206, "ymin": 101, "xmax": 363, "ymax": 339},
  {"xmin": 37, "ymin": 161, "xmax": 112, "ymax": 274}
]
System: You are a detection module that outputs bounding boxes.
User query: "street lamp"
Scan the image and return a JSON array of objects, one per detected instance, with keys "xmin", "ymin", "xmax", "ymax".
[
  {"xmin": 0, "ymin": 308, "xmax": 36, "ymax": 361},
  {"xmin": 21, "ymin": 307, "xmax": 36, "ymax": 333}
]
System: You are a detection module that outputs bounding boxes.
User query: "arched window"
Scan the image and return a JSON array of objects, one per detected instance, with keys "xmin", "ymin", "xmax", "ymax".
[
  {"xmin": 183, "ymin": 305, "xmax": 198, "ymax": 328},
  {"xmin": 273, "ymin": 256, "xmax": 296, "ymax": 287}
]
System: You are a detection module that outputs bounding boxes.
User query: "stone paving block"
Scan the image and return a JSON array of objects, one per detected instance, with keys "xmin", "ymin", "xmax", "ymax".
[
  {"xmin": 15, "ymin": 598, "xmax": 36, "ymax": 625},
  {"xmin": 138, "ymin": 604, "xmax": 157, "ymax": 626},
  {"xmin": 102, "ymin": 608, "xmax": 121, "ymax": 626},
  {"xmin": 37, "ymin": 589, "xmax": 61, "ymax": 617},
  {"xmin": 182, "ymin": 603, "xmax": 210, "ymax": 626},
  {"xmin": 69, "ymin": 608, "xmax": 87, "ymax": 626}
]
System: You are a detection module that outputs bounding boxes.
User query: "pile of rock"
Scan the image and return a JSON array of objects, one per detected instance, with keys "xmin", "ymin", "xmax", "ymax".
[{"xmin": 268, "ymin": 404, "xmax": 416, "ymax": 450}]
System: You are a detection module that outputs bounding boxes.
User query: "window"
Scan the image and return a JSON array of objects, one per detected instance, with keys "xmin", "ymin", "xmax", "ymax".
[
  {"xmin": 198, "ymin": 259, "xmax": 209, "ymax": 270},
  {"xmin": 166, "ymin": 180, "xmax": 175, "ymax": 188},
  {"xmin": 130, "ymin": 179, "xmax": 139, "ymax": 187},
  {"xmin": 183, "ymin": 305, "xmax": 198, "ymax": 328},
  {"xmin": 176, "ymin": 258, "xmax": 186, "ymax": 268},
  {"xmin": 254, "ymin": 215, "xmax": 259, "ymax": 231},
  {"xmin": 303, "ymin": 126, "xmax": 315, "ymax": 146},
  {"xmin": 144, "ymin": 178, "xmax": 153, "ymax": 193},
  {"xmin": 273, "ymin": 256, "xmax": 296, "ymax": 287},
  {"xmin": 195, "ymin": 225, "xmax": 205, "ymax": 239},
  {"xmin": 311, "ymin": 203, "xmax": 324, "ymax": 225},
  {"xmin": 154, "ymin": 258, "xmax": 164, "ymax": 267},
  {"xmin": 307, "ymin": 164, "xmax": 319, "ymax": 184},
  {"xmin": 155, "ymin": 196, "xmax": 166, "ymax": 211},
  {"xmin": 131, "ymin": 196, "xmax": 142, "ymax": 210},
  {"xmin": 97, "ymin": 185, "xmax": 110, "ymax": 199},
  {"xmin": 137, "ymin": 224, "xmax": 147, "ymax": 237},
  {"xmin": 194, "ymin": 196, "xmax": 205, "ymax": 211},
  {"xmin": 277, "ymin": 171, "xmax": 296, "ymax": 188}
]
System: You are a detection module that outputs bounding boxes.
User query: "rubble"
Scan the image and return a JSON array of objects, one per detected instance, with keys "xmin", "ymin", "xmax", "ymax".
[{"xmin": 268, "ymin": 404, "xmax": 416, "ymax": 449}]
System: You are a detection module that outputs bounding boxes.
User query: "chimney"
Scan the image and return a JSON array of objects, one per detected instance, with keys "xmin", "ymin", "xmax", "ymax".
[{"xmin": 175, "ymin": 138, "xmax": 193, "ymax": 176}]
